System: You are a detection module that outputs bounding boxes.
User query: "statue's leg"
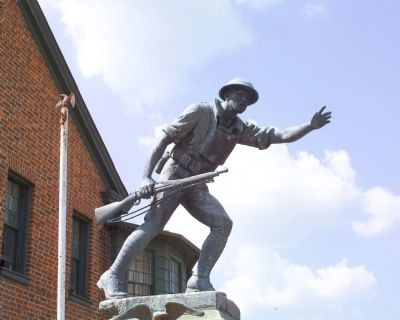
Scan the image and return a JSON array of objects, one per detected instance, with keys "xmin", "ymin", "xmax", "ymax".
[
  {"xmin": 111, "ymin": 198, "xmax": 181, "ymax": 275},
  {"xmin": 98, "ymin": 192, "xmax": 182, "ymax": 299},
  {"xmin": 98, "ymin": 163, "xmax": 186, "ymax": 299},
  {"xmin": 182, "ymin": 184, "xmax": 233, "ymax": 292}
]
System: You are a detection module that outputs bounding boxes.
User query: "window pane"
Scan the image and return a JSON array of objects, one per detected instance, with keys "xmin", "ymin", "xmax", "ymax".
[
  {"xmin": 142, "ymin": 285, "xmax": 150, "ymax": 296},
  {"xmin": 4, "ymin": 181, "xmax": 20, "ymax": 228},
  {"xmin": 125, "ymin": 250, "xmax": 153, "ymax": 296},
  {"xmin": 70, "ymin": 215, "xmax": 89, "ymax": 298},
  {"xmin": 143, "ymin": 273, "xmax": 150, "ymax": 284},
  {"xmin": 71, "ymin": 258, "xmax": 78, "ymax": 293},
  {"xmin": 128, "ymin": 270, "xmax": 134, "ymax": 282},
  {"xmin": 5, "ymin": 193, "xmax": 11, "ymax": 210},
  {"xmin": 127, "ymin": 283, "xmax": 134, "ymax": 293},
  {"xmin": 135, "ymin": 283, "xmax": 142, "ymax": 296},
  {"xmin": 169, "ymin": 259, "xmax": 181, "ymax": 293},
  {"xmin": 4, "ymin": 207, "xmax": 17, "ymax": 228},
  {"xmin": 6, "ymin": 180, "xmax": 12, "ymax": 197},
  {"xmin": 11, "ymin": 195, "xmax": 19, "ymax": 212},
  {"xmin": 2, "ymin": 226, "xmax": 17, "ymax": 269},
  {"xmin": 12, "ymin": 183, "xmax": 20, "ymax": 198},
  {"xmin": 72, "ymin": 219, "xmax": 80, "ymax": 259},
  {"xmin": 2, "ymin": 177, "xmax": 30, "ymax": 274}
]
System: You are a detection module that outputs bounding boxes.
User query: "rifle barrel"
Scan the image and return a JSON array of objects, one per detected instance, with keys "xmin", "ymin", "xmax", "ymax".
[{"xmin": 94, "ymin": 167, "xmax": 228, "ymax": 224}]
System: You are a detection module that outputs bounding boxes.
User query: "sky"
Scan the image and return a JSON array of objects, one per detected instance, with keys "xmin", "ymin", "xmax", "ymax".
[{"xmin": 38, "ymin": 1, "xmax": 400, "ymax": 319}]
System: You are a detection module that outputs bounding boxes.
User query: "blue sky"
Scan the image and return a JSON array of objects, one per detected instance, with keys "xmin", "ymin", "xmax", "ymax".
[{"xmin": 39, "ymin": 1, "xmax": 399, "ymax": 319}]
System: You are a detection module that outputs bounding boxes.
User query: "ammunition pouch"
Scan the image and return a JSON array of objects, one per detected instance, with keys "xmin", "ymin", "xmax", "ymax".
[{"xmin": 171, "ymin": 147, "xmax": 212, "ymax": 174}]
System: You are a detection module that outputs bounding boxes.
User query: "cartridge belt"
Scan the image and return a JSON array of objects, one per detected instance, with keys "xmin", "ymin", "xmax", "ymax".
[{"xmin": 172, "ymin": 147, "xmax": 213, "ymax": 174}]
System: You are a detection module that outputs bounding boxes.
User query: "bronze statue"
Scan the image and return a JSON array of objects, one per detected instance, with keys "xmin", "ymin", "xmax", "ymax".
[{"xmin": 97, "ymin": 78, "xmax": 331, "ymax": 298}]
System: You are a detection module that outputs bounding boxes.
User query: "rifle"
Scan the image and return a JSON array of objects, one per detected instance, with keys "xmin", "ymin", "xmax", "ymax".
[{"xmin": 95, "ymin": 167, "xmax": 228, "ymax": 224}]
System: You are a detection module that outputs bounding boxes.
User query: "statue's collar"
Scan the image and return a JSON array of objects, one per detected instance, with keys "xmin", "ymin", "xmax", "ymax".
[
  {"xmin": 212, "ymin": 98, "xmax": 243, "ymax": 132},
  {"xmin": 211, "ymin": 98, "xmax": 223, "ymax": 118}
]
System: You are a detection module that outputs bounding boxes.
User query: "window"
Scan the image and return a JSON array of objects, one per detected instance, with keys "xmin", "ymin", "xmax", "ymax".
[
  {"xmin": 1, "ymin": 175, "xmax": 31, "ymax": 276},
  {"xmin": 169, "ymin": 258, "xmax": 181, "ymax": 293},
  {"xmin": 126, "ymin": 250, "xmax": 154, "ymax": 296},
  {"xmin": 70, "ymin": 214, "xmax": 89, "ymax": 299}
]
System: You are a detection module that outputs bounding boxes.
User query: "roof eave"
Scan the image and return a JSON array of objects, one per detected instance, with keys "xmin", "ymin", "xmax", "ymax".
[{"xmin": 18, "ymin": 0, "xmax": 128, "ymax": 198}]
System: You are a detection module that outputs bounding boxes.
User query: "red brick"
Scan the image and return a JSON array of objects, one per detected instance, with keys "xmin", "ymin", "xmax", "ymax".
[{"xmin": 0, "ymin": 1, "xmax": 113, "ymax": 319}]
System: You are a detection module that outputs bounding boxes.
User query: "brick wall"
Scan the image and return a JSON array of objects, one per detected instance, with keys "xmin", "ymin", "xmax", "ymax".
[{"xmin": 0, "ymin": 1, "xmax": 112, "ymax": 319}]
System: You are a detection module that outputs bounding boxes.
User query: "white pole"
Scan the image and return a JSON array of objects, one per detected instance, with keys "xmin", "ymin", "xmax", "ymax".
[
  {"xmin": 55, "ymin": 94, "xmax": 75, "ymax": 320},
  {"xmin": 57, "ymin": 106, "xmax": 68, "ymax": 320}
]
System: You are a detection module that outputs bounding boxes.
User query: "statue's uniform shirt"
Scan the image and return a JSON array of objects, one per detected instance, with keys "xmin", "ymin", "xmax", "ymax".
[{"xmin": 162, "ymin": 99, "xmax": 276, "ymax": 174}]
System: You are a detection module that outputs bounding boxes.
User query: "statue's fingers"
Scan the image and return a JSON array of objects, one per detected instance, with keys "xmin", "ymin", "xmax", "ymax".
[
  {"xmin": 144, "ymin": 193, "xmax": 151, "ymax": 199},
  {"xmin": 142, "ymin": 186, "xmax": 152, "ymax": 198},
  {"xmin": 141, "ymin": 190, "xmax": 148, "ymax": 198},
  {"xmin": 150, "ymin": 184, "xmax": 156, "ymax": 195},
  {"xmin": 140, "ymin": 190, "xmax": 148, "ymax": 199},
  {"xmin": 319, "ymin": 106, "xmax": 327, "ymax": 114}
]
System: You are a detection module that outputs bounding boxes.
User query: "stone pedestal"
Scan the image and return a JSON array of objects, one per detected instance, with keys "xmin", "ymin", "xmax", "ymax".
[{"xmin": 99, "ymin": 291, "xmax": 240, "ymax": 320}]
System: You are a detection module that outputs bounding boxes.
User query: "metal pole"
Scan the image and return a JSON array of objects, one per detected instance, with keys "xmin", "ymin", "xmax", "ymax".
[
  {"xmin": 57, "ymin": 106, "xmax": 67, "ymax": 320},
  {"xmin": 55, "ymin": 94, "xmax": 75, "ymax": 320}
]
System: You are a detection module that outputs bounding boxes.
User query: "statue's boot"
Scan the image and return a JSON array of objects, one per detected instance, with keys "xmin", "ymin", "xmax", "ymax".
[
  {"xmin": 98, "ymin": 222, "xmax": 161, "ymax": 299},
  {"xmin": 97, "ymin": 269, "xmax": 129, "ymax": 299},
  {"xmin": 185, "ymin": 220, "xmax": 231, "ymax": 292},
  {"xmin": 186, "ymin": 273, "xmax": 215, "ymax": 292}
]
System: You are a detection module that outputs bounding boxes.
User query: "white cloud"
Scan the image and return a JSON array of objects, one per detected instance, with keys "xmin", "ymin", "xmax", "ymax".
[
  {"xmin": 352, "ymin": 308, "xmax": 362, "ymax": 318},
  {"xmin": 137, "ymin": 125, "xmax": 166, "ymax": 148},
  {"xmin": 221, "ymin": 243, "xmax": 375, "ymax": 316},
  {"xmin": 210, "ymin": 146, "xmax": 359, "ymax": 244},
  {"xmin": 42, "ymin": 0, "xmax": 253, "ymax": 114},
  {"xmin": 353, "ymin": 187, "xmax": 400, "ymax": 236},
  {"xmin": 235, "ymin": 0, "xmax": 283, "ymax": 11},
  {"xmin": 303, "ymin": 2, "xmax": 330, "ymax": 18}
]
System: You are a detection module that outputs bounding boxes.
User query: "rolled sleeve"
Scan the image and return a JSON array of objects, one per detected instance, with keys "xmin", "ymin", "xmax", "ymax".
[
  {"xmin": 239, "ymin": 120, "xmax": 276, "ymax": 150},
  {"xmin": 162, "ymin": 103, "xmax": 201, "ymax": 143}
]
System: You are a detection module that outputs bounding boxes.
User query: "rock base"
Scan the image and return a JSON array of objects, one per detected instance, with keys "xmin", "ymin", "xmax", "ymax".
[{"xmin": 99, "ymin": 291, "xmax": 240, "ymax": 320}]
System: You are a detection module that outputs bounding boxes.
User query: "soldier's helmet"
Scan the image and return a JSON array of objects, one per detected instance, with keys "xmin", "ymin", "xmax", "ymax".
[{"xmin": 219, "ymin": 78, "xmax": 259, "ymax": 105}]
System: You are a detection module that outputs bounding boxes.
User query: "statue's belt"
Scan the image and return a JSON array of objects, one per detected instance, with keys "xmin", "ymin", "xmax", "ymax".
[{"xmin": 171, "ymin": 148, "xmax": 214, "ymax": 174}]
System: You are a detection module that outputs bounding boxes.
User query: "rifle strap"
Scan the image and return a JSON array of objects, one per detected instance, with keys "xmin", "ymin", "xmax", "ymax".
[{"xmin": 107, "ymin": 188, "xmax": 180, "ymax": 223}]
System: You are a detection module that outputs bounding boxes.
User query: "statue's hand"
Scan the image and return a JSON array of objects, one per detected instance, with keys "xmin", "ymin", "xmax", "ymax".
[
  {"xmin": 140, "ymin": 177, "xmax": 156, "ymax": 199},
  {"xmin": 310, "ymin": 106, "xmax": 332, "ymax": 129}
]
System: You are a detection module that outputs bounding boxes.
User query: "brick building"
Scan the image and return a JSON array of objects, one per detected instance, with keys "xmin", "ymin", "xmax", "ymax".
[{"xmin": 0, "ymin": 1, "xmax": 198, "ymax": 319}]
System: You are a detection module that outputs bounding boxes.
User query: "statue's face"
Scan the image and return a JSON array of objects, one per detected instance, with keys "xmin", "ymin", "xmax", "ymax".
[{"xmin": 225, "ymin": 88, "xmax": 251, "ymax": 115}]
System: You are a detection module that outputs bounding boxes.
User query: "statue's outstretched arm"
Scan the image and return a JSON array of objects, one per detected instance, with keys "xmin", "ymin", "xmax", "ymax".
[{"xmin": 271, "ymin": 106, "xmax": 331, "ymax": 144}]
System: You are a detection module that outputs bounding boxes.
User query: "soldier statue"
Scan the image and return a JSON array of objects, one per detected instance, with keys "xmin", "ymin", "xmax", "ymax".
[{"xmin": 97, "ymin": 78, "xmax": 332, "ymax": 299}]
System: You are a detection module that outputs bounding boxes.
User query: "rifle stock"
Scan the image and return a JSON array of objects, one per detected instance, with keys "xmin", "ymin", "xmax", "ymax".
[
  {"xmin": 95, "ymin": 192, "xmax": 141, "ymax": 224},
  {"xmin": 95, "ymin": 167, "xmax": 228, "ymax": 224}
]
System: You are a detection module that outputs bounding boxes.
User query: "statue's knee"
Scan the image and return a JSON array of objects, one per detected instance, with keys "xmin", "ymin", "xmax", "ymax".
[
  {"xmin": 221, "ymin": 216, "xmax": 233, "ymax": 236},
  {"xmin": 141, "ymin": 220, "xmax": 164, "ymax": 237}
]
